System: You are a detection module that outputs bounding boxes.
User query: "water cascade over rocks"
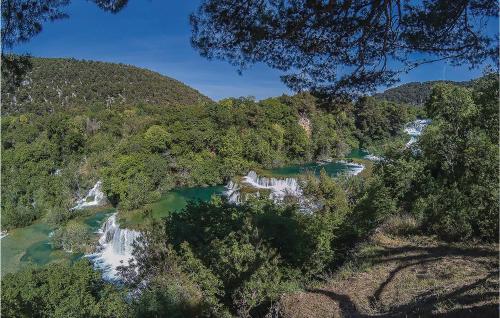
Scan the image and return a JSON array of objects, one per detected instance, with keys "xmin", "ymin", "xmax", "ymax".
[
  {"xmin": 404, "ymin": 119, "xmax": 432, "ymax": 147},
  {"xmin": 87, "ymin": 213, "xmax": 141, "ymax": 280},
  {"xmin": 225, "ymin": 170, "xmax": 309, "ymax": 210},
  {"xmin": 224, "ymin": 163, "xmax": 365, "ymax": 212},
  {"xmin": 242, "ymin": 171, "xmax": 302, "ymax": 201},
  {"xmin": 72, "ymin": 181, "xmax": 106, "ymax": 210},
  {"xmin": 336, "ymin": 161, "xmax": 365, "ymax": 175}
]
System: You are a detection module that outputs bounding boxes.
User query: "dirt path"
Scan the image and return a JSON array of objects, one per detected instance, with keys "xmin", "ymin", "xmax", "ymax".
[{"xmin": 279, "ymin": 233, "xmax": 499, "ymax": 317}]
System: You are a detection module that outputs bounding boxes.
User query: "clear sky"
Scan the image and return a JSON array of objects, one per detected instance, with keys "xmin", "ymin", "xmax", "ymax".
[{"xmin": 11, "ymin": 1, "xmax": 498, "ymax": 101}]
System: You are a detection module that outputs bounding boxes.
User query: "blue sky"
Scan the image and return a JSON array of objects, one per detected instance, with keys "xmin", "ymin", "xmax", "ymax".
[{"xmin": 11, "ymin": 1, "xmax": 498, "ymax": 100}]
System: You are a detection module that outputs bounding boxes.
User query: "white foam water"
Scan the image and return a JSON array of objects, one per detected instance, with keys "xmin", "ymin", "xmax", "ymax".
[
  {"xmin": 72, "ymin": 181, "xmax": 106, "ymax": 210},
  {"xmin": 404, "ymin": 119, "xmax": 432, "ymax": 147},
  {"xmin": 242, "ymin": 171, "xmax": 302, "ymax": 202},
  {"xmin": 87, "ymin": 213, "xmax": 141, "ymax": 280},
  {"xmin": 224, "ymin": 159, "xmax": 366, "ymax": 207},
  {"xmin": 336, "ymin": 161, "xmax": 365, "ymax": 176},
  {"xmin": 364, "ymin": 154, "xmax": 383, "ymax": 162}
]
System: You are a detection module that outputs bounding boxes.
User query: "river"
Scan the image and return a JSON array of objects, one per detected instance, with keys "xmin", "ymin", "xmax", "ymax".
[{"xmin": 1, "ymin": 149, "xmax": 370, "ymax": 277}]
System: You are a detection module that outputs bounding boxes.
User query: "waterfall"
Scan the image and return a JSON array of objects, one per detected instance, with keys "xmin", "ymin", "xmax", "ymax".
[
  {"xmin": 225, "ymin": 180, "xmax": 242, "ymax": 204},
  {"xmin": 404, "ymin": 119, "xmax": 432, "ymax": 147},
  {"xmin": 225, "ymin": 162, "xmax": 365, "ymax": 207},
  {"xmin": 242, "ymin": 171, "xmax": 302, "ymax": 201},
  {"xmin": 87, "ymin": 213, "xmax": 141, "ymax": 280},
  {"xmin": 72, "ymin": 181, "xmax": 106, "ymax": 210},
  {"xmin": 337, "ymin": 161, "xmax": 365, "ymax": 176},
  {"xmin": 224, "ymin": 171, "xmax": 301, "ymax": 205},
  {"xmin": 364, "ymin": 154, "xmax": 383, "ymax": 162}
]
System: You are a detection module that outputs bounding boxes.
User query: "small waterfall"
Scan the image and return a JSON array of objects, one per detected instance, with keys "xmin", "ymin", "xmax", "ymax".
[
  {"xmin": 87, "ymin": 213, "xmax": 141, "ymax": 280},
  {"xmin": 337, "ymin": 161, "xmax": 365, "ymax": 176},
  {"xmin": 242, "ymin": 171, "xmax": 302, "ymax": 201},
  {"xmin": 404, "ymin": 119, "xmax": 431, "ymax": 147},
  {"xmin": 364, "ymin": 153, "xmax": 383, "ymax": 162},
  {"xmin": 72, "ymin": 181, "xmax": 106, "ymax": 210},
  {"xmin": 225, "ymin": 180, "xmax": 242, "ymax": 204},
  {"xmin": 224, "ymin": 171, "xmax": 303, "ymax": 207},
  {"xmin": 0, "ymin": 231, "xmax": 8, "ymax": 240}
]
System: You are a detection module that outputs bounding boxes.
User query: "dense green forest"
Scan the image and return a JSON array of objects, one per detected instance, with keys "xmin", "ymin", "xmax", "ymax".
[
  {"xmin": 1, "ymin": 58, "xmax": 498, "ymax": 317},
  {"xmin": 1, "ymin": 57, "xmax": 211, "ymax": 114},
  {"xmin": 1, "ymin": 58, "xmax": 417, "ymax": 230},
  {"xmin": 373, "ymin": 80, "xmax": 471, "ymax": 106}
]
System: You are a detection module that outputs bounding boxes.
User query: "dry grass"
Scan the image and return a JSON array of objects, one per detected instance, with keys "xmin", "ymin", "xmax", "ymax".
[
  {"xmin": 379, "ymin": 214, "xmax": 420, "ymax": 236},
  {"xmin": 279, "ymin": 232, "xmax": 499, "ymax": 317}
]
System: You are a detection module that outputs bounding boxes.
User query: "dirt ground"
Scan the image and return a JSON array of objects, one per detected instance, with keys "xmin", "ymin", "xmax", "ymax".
[{"xmin": 278, "ymin": 232, "xmax": 499, "ymax": 317}]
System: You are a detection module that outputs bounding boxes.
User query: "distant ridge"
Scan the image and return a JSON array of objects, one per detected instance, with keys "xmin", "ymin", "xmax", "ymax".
[
  {"xmin": 373, "ymin": 80, "xmax": 471, "ymax": 106},
  {"xmin": 1, "ymin": 57, "xmax": 212, "ymax": 114}
]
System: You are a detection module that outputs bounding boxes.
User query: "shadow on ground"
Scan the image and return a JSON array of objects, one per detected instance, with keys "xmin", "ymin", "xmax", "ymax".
[{"xmin": 281, "ymin": 235, "xmax": 499, "ymax": 318}]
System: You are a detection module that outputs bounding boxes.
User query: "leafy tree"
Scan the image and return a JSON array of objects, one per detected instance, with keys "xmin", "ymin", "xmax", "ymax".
[
  {"xmin": 366, "ymin": 75, "xmax": 499, "ymax": 241},
  {"xmin": 354, "ymin": 96, "xmax": 412, "ymax": 147},
  {"xmin": 143, "ymin": 125, "xmax": 171, "ymax": 153},
  {"xmin": 1, "ymin": 260, "xmax": 130, "ymax": 318},
  {"xmin": 102, "ymin": 153, "xmax": 172, "ymax": 210},
  {"xmin": 191, "ymin": 0, "xmax": 498, "ymax": 97},
  {"xmin": 51, "ymin": 220, "xmax": 92, "ymax": 253}
]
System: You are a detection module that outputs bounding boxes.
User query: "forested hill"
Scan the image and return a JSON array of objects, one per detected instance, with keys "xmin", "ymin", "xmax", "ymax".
[
  {"xmin": 1, "ymin": 57, "xmax": 211, "ymax": 114},
  {"xmin": 373, "ymin": 80, "xmax": 471, "ymax": 106}
]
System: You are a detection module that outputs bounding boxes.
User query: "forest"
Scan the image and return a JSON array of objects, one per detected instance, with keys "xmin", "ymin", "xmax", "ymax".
[
  {"xmin": 1, "ymin": 58, "xmax": 420, "ymax": 231},
  {"xmin": 2, "ymin": 0, "xmax": 499, "ymax": 316},
  {"xmin": 2, "ymin": 56, "xmax": 498, "ymax": 317}
]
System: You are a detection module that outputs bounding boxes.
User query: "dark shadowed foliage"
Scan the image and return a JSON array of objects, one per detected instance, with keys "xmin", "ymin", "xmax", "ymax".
[{"xmin": 191, "ymin": 0, "xmax": 498, "ymax": 98}]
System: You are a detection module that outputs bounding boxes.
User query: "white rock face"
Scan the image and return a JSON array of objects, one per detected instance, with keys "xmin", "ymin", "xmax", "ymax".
[
  {"xmin": 404, "ymin": 119, "xmax": 432, "ymax": 147},
  {"xmin": 72, "ymin": 181, "xmax": 106, "ymax": 210},
  {"xmin": 87, "ymin": 213, "xmax": 141, "ymax": 280}
]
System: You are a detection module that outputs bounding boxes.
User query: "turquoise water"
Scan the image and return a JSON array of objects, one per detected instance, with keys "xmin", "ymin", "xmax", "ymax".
[
  {"xmin": 151, "ymin": 186, "xmax": 226, "ymax": 218},
  {"xmin": 265, "ymin": 148, "xmax": 367, "ymax": 177},
  {"xmin": 2, "ymin": 149, "xmax": 368, "ymax": 276},
  {"xmin": 150, "ymin": 149, "xmax": 368, "ymax": 217},
  {"xmin": 1, "ymin": 211, "xmax": 111, "ymax": 277}
]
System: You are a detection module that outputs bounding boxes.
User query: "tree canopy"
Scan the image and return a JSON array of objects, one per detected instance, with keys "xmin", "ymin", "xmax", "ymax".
[
  {"xmin": 1, "ymin": 0, "xmax": 129, "ymax": 90},
  {"xmin": 191, "ymin": 0, "xmax": 498, "ymax": 97}
]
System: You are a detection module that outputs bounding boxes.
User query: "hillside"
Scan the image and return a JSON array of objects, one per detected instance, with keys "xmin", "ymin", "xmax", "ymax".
[
  {"xmin": 373, "ymin": 80, "xmax": 471, "ymax": 106},
  {"xmin": 1, "ymin": 57, "xmax": 211, "ymax": 114},
  {"xmin": 279, "ymin": 231, "xmax": 499, "ymax": 317}
]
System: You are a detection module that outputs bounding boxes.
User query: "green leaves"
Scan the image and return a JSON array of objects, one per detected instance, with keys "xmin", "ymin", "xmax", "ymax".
[
  {"xmin": 143, "ymin": 125, "xmax": 171, "ymax": 153},
  {"xmin": 369, "ymin": 76, "xmax": 499, "ymax": 242},
  {"xmin": 1, "ymin": 260, "xmax": 129, "ymax": 318}
]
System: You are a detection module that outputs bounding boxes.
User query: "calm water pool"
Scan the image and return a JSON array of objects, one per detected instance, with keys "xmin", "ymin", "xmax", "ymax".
[{"xmin": 1, "ymin": 211, "xmax": 111, "ymax": 276}]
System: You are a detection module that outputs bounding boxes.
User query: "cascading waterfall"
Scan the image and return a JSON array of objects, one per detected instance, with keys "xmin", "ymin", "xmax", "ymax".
[
  {"xmin": 241, "ymin": 171, "xmax": 302, "ymax": 201},
  {"xmin": 404, "ymin": 119, "xmax": 432, "ymax": 147},
  {"xmin": 225, "ymin": 160, "xmax": 366, "ymax": 209},
  {"xmin": 336, "ymin": 161, "xmax": 365, "ymax": 175},
  {"xmin": 72, "ymin": 181, "xmax": 106, "ymax": 210},
  {"xmin": 224, "ymin": 171, "xmax": 306, "ymax": 210},
  {"xmin": 364, "ymin": 154, "xmax": 383, "ymax": 162},
  {"xmin": 87, "ymin": 213, "xmax": 141, "ymax": 280},
  {"xmin": 225, "ymin": 180, "xmax": 243, "ymax": 204}
]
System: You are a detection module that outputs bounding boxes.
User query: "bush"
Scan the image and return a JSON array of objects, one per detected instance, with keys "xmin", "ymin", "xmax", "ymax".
[{"xmin": 2, "ymin": 260, "xmax": 129, "ymax": 318}]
